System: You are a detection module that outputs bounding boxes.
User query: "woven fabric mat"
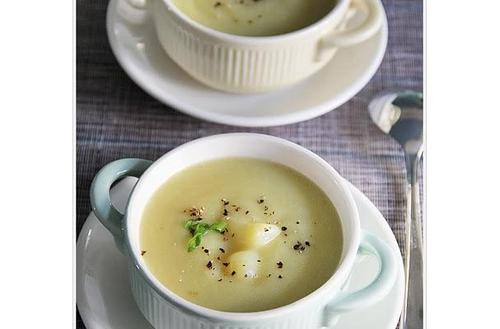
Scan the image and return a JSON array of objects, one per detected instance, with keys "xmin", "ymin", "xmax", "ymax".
[{"xmin": 76, "ymin": 0, "xmax": 423, "ymax": 328}]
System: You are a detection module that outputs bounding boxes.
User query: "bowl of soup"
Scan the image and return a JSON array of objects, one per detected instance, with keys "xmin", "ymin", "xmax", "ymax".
[
  {"xmin": 90, "ymin": 133, "xmax": 397, "ymax": 329},
  {"xmin": 116, "ymin": 0, "xmax": 384, "ymax": 93}
]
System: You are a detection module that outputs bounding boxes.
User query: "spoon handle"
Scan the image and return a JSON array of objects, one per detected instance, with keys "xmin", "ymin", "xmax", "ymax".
[{"xmin": 400, "ymin": 153, "xmax": 424, "ymax": 329}]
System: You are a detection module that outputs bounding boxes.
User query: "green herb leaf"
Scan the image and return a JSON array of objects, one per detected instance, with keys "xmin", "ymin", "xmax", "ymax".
[
  {"xmin": 187, "ymin": 233, "xmax": 204, "ymax": 252},
  {"xmin": 184, "ymin": 218, "xmax": 203, "ymax": 232},
  {"xmin": 185, "ymin": 220, "xmax": 194, "ymax": 230},
  {"xmin": 209, "ymin": 221, "xmax": 228, "ymax": 233},
  {"xmin": 184, "ymin": 220, "xmax": 228, "ymax": 252}
]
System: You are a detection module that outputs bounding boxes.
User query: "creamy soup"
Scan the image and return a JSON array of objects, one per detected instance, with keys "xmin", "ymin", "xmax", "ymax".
[
  {"xmin": 140, "ymin": 158, "xmax": 343, "ymax": 312},
  {"xmin": 172, "ymin": 0, "xmax": 337, "ymax": 36}
]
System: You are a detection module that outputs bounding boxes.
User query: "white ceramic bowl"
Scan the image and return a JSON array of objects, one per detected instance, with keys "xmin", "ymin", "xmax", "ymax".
[
  {"xmin": 117, "ymin": 0, "xmax": 384, "ymax": 93},
  {"xmin": 90, "ymin": 133, "xmax": 398, "ymax": 329}
]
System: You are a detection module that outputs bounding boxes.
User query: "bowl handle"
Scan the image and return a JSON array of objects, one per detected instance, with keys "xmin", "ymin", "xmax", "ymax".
[
  {"xmin": 90, "ymin": 159, "xmax": 152, "ymax": 250},
  {"xmin": 321, "ymin": 0, "xmax": 384, "ymax": 49},
  {"xmin": 319, "ymin": 231, "xmax": 399, "ymax": 328},
  {"xmin": 116, "ymin": 0, "xmax": 150, "ymax": 25}
]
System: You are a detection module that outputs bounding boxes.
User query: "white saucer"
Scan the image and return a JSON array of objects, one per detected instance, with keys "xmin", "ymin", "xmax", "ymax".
[
  {"xmin": 77, "ymin": 177, "xmax": 404, "ymax": 329},
  {"xmin": 106, "ymin": 0, "xmax": 388, "ymax": 127}
]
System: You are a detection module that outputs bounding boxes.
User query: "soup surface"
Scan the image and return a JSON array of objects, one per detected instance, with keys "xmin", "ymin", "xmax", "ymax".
[
  {"xmin": 140, "ymin": 158, "xmax": 343, "ymax": 312},
  {"xmin": 172, "ymin": 0, "xmax": 337, "ymax": 36}
]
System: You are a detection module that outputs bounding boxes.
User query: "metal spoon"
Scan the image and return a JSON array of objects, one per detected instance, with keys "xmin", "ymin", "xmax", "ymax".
[{"xmin": 368, "ymin": 91, "xmax": 424, "ymax": 329}]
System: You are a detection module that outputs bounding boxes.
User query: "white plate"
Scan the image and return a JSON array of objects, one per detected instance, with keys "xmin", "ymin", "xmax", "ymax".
[
  {"xmin": 106, "ymin": 0, "xmax": 388, "ymax": 127},
  {"xmin": 77, "ymin": 177, "xmax": 404, "ymax": 329}
]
